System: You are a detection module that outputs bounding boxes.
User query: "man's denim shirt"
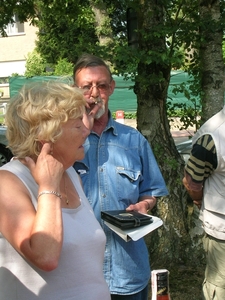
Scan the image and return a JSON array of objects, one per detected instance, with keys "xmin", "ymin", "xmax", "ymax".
[{"xmin": 74, "ymin": 113, "xmax": 168, "ymax": 294}]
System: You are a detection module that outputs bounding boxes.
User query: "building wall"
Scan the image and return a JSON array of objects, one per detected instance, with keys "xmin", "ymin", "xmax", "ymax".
[{"xmin": 0, "ymin": 21, "xmax": 37, "ymax": 99}]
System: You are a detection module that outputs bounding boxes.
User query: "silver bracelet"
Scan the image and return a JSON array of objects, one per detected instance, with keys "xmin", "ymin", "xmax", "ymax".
[{"xmin": 38, "ymin": 190, "xmax": 62, "ymax": 200}]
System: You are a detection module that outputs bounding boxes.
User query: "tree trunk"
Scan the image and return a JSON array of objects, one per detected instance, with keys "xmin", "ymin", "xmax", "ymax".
[
  {"xmin": 136, "ymin": 0, "xmax": 204, "ymax": 268},
  {"xmin": 199, "ymin": 0, "xmax": 225, "ymax": 122},
  {"xmin": 89, "ymin": 0, "xmax": 113, "ymax": 46}
]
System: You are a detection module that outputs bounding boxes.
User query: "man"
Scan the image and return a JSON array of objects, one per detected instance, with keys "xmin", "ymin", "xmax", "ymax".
[
  {"xmin": 73, "ymin": 53, "xmax": 168, "ymax": 299},
  {"xmin": 183, "ymin": 106, "xmax": 225, "ymax": 300}
]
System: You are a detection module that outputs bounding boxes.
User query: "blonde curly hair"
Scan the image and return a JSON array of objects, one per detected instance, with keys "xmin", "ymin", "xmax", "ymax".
[{"xmin": 5, "ymin": 81, "xmax": 86, "ymax": 158}]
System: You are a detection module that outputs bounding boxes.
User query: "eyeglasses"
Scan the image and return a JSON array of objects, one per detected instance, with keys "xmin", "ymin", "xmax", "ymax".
[{"xmin": 78, "ymin": 83, "xmax": 110, "ymax": 95}]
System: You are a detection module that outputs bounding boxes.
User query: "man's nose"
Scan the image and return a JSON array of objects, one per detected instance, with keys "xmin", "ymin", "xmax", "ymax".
[{"xmin": 90, "ymin": 85, "xmax": 100, "ymax": 98}]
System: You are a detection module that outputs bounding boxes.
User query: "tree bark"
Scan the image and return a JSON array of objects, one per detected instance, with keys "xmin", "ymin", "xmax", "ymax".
[
  {"xmin": 199, "ymin": 0, "xmax": 225, "ymax": 122},
  {"xmin": 89, "ymin": 0, "xmax": 113, "ymax": 46},
  {"xmin": 135, "ymin": 0, "xmax": 199, "ymax": 267}
]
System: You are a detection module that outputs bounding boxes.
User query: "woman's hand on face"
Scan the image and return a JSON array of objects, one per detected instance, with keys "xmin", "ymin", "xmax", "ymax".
[{"xmin": 24, "ymin": 143, "xmax": 64, "ymax": 189}]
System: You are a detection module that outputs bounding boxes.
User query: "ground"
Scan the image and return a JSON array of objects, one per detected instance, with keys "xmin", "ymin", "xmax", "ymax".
[
  {"xmin": 147, "ymin": 266, "xmax": 204, "ymax": 299},
  {"xmin": 161, "ymin": 266, "xmax": 204, "ymax": 300}
]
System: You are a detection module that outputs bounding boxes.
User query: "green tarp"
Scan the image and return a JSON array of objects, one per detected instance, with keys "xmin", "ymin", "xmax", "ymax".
[{"xmin": 9, "ymin": 72, "xmax": 194, "ymax": 113}]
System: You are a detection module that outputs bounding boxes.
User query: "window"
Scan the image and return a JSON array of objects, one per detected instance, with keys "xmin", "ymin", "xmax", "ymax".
[
  {"xmin": 5, "ymin": 15, "xmax": 24, "ymax": 36},
  {"xmin": 0, "ymin": 78, "xmax": 9, "ymax": 84}
]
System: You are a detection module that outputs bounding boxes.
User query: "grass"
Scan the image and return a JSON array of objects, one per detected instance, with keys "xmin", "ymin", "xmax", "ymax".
[{"xmin": 168, "ymin": 266, "xmax": 203, "ymax": 300}]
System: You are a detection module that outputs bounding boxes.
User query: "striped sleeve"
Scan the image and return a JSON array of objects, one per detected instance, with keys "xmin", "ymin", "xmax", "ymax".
[{"xmin": 185, "ymin": 134, "xmax": 217, "ymax": 184}]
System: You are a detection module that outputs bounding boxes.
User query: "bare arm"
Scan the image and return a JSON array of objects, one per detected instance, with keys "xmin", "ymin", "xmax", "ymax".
[
  {"xmin": 183, "ymin": 176, "xmax": 203, "ymax": 209},
  {"xmin": 0, "ymin": 143, "xmax": 64, "ymax": 271},
  {"xmin": 183, "ymin": 134, "xmax": 216, "ymax": 209}
]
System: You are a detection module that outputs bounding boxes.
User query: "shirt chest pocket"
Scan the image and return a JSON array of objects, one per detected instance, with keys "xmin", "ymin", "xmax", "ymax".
[{"xmin": 116, "ymin": 167, "xmax": 142, "ymax": 203}]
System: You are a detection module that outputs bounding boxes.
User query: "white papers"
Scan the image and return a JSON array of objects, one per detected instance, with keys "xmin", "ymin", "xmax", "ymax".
[{"xmin": 104, "ymin": 215, "xmax": 163, "ymax": 242}]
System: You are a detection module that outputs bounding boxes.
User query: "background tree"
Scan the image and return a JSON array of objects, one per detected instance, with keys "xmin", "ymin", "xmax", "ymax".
[
  {"xmin": 136, "ymin": 0, "xmax": 225, "ymax": 267},
  {"xmin": 35, "ymin": 0, "xmax": 98, "ymax": 64},
  {"xmin": 90, "ymin": 0, "xmax": 113, "ymax": 47},
  {"xmin": 198, "ymin": 0, "xmax": 225, "ymax": 123},
  {"xmin": 129, "ymin": 0, "xmax": 195, "ymax": 267},
  {"xmin": 0, "ymin": 0, "xmax": 37, "ymax": 36},
  {"xmin": 34, "ymin": 0, "xmax": 129, "ymax": 64}
]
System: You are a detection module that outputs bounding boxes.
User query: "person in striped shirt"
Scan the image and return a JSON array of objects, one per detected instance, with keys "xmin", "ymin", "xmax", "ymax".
[{"xmin": 183, "ymin": 107, "xmax": 225, "ymax": 300}]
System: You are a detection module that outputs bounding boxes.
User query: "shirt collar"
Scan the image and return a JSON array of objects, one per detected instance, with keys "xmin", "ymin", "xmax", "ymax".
[{"xmin": 91, "ymin": 110, "xmax": 118, "ymax": 136}]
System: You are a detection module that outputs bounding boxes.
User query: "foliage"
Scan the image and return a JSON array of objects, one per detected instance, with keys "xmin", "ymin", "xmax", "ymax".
[
  {"xmin": 10, "ymin": 73, "xmax": 20, "ymax": 77},
  {"xmin": 223, "ymin": 40, "xmax": 225, "ymax": 63},
  {"xmin": 3, "ymin": 0, "xmax": 224, "ymax": 128},
  {"xmin": 112, "ymin": 112, "xmax": 136, "ymax": 120},
  {"xmin": 33, "ymin": 0, "xmax": 130, "ymax": 65},
  {"xmin": 167, "ymin": 75, "xmax": 202, "ymax": 131},
  {"xmin": 103, "ymin": 0, "xmax": 204, "ymax": 132},
  {"xmin": 24, "ymin": 50, "xmax": 48, "ymax": 77},
  {"xmin": 3, "ymin": 0, "xmax": 223, "ymax": 128},
  {"xmin": 24, "ymin": 51, "xmax": 73, "ymax": 77},
  {"xmin": 35, "ymin": 0, "xmax": 100, "ymax": 64},
  {"xmin": 54, "ymin": 58, "xmax": 73, "ymax": 76},
  {"xmin": 0, "ymin": 0, "xmax": 37, "ymax": 36}
]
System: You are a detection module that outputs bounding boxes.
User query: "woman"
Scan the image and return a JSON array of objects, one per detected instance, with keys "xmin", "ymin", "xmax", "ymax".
[{"xmin": 0, "ymin": 81, "xmax": 110, "ymax": 300}]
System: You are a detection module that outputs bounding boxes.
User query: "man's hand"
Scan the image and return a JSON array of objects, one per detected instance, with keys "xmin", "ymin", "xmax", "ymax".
[
  {"xmin": 193, "ymin": 199, "xmax": 202, "ymax": 209},
  {"xmin": 183, "ymin": 177, "xmax": 203, "ymax": 209},
  {"xmin": 83, "ymin": 97, "xmax": 104, "ymax": 129},
  {"xmin": 126, "ymin": 197, "xmax": 156, "ymax": 214}
]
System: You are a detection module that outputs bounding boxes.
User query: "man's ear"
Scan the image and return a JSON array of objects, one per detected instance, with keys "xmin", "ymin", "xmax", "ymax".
[{"xmin": 109, "ymin": 80, "xmax": 115, "ymax": 96}]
